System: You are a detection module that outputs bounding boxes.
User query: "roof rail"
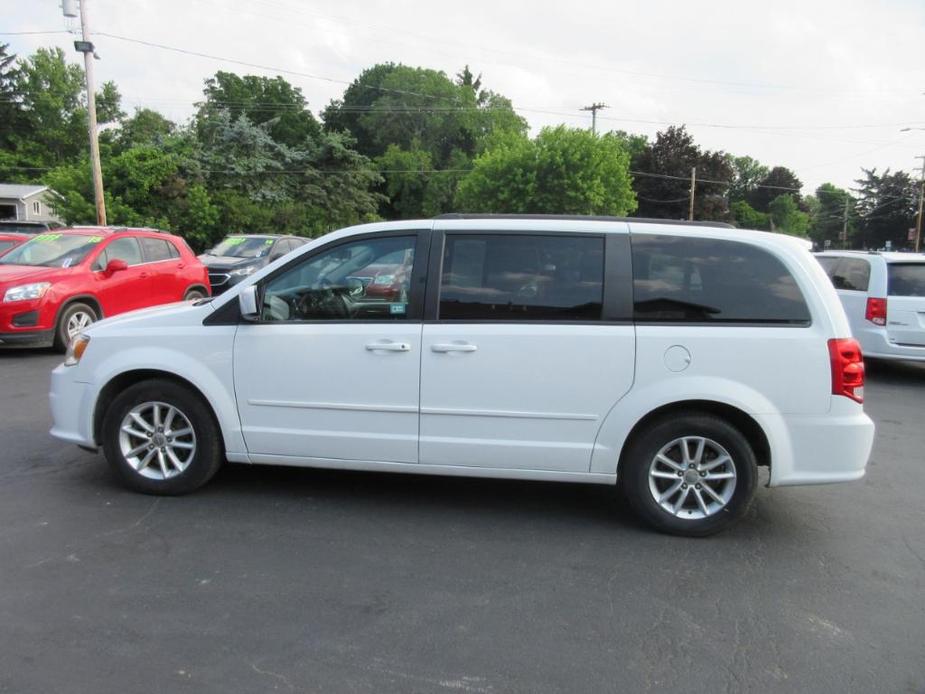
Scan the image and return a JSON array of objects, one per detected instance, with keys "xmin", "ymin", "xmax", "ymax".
[{"xmin": 433, "ymin": 213, "xmax": 735, "ymax": 229}]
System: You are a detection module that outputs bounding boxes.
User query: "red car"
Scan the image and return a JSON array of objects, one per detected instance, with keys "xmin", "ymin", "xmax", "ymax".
[
  {"xmin": 0, "ymin": 233, "xmax": 29, "ymax": 258},
  {"xmin": 0, "ymin": 227, "xmax": 210, "ymax": 350}
]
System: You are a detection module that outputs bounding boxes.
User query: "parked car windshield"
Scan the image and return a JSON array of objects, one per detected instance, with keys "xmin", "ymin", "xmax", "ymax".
[
  {"xmin": 0, "ymin": 221, "xmax": 53, "ymax": 234},
  {"xmin": 207, "ymin": 236, "xmax": 274, "ymax": 259},
  {"xmin": 888, "ymin": 263, "xmax": 925, "ymax": 297},
  {"xmin": 0, "ymin": 233, "xmax": 103, "ymax": 268}
]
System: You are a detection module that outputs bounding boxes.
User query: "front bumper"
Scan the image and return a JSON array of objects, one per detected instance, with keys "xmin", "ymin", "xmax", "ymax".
[
  {"xmin": 49, "ymin": 363, "xmax": 97, "ymax": 448},
  {"xmin": 0, "ymin": 328, "xmax": 55, "ymax": 347}
]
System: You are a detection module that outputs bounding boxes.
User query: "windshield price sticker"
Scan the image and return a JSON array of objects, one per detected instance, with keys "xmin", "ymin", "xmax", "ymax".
[
  {"xmin": 265, "ymin": 239, "xmax": 274, "ymax": 245},
  {"xmin": 88, "ymin": 236, "xmax": 104, "ymax": 243},
  {"xmin": 225, "ymin": 237, "xmax": 246, "ymax": 246},
  {"xmin": 33, "ymin": 233, "xmax": 62, "ymax": 242}
]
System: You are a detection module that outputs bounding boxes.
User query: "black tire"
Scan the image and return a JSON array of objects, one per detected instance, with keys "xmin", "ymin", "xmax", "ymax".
[
  {"xmin": 621, "ymin": 413, "xmax": 757, "ymax": 537},
  {"xmin": 101, "ymin": 379, "xmax": 224, "ymax": 495},
  {"xmin": 53, "ymin": 301, "xmax": 98, "ymax": 352},
  {"xmin": 183, "ymin": 287, "xmax": 207, "ymax": 301}
]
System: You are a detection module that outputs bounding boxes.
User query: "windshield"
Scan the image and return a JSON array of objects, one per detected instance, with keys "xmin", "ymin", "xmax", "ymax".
[
  {"xmin": 208, "ymin": 236, "xmax": 274, "ymax": 259},
  {"xmin": 888, "ymin": 263, "xmax": 925, "ymax": 297},
  {"xmin": 0, "ymin": 233, "xmax": 103, "ymax": 268},
  {"xmin": 0, "ymin": 240, "xmax": 18, "ymax": 255},
  {"xmin": 0, "ymin": 222, "xmax": 50, "ymax": 234}
]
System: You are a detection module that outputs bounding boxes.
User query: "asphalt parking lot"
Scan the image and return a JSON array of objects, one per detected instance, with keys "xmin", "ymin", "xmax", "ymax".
[{"xmin": 1, "ymin": 351, "xmax": 924, "ymax": 694}]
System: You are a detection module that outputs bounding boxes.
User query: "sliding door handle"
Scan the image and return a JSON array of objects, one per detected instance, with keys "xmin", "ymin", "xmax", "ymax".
[
  {"xmin": 365, "ymin": 341, "xmax": 411, "ymax": 352},
  {"xmin": 431, "ymin": 343, "xmax": 478, "ymax": 353}
]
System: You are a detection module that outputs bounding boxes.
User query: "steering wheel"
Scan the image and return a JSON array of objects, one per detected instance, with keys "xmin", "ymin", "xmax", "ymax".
[{"xmin": 296, "ymin": 280, "xmax": 351, "ymax": 319}]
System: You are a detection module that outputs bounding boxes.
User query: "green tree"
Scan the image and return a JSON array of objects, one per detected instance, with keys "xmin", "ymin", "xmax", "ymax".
[
  {"xmin": 631, "ymin": 126, "xmax": 732, "ymax": 220},
  {"xmin": 854, "ymin": 168, "xmax": 918, "ymax": 249},
  {"xmin": 456, "ymin": 127, "xmax": 637, "ymax": 215},
  {"xmin": 748, "ymin": 166, "xmax": 802, "ymax": 212},
  {"xmin": 809, "ymin": 183, "xmax": 856, "ymax": 247},
  {"xmin": 768, "ymin": 194, "xmax": 809, "ymax": 237},
  {"xmin": 730, "ymin": 200, "xmax": 769, "ymax": 230},
  {"xmin": 116, "ymin": 108, "xmax": 175, "ymax": 149},
  {"xmin": 728, "ymin": 155, "xmax": 769, "ymax": 203},
  {"xmin": 196, "ymin": 71, "xmax": 321, "ymax": 148}
]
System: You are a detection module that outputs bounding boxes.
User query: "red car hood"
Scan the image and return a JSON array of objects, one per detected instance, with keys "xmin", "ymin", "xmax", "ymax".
[{"xmin": 0, "ymin": 264, "xmax": 70, "ymax": 287}]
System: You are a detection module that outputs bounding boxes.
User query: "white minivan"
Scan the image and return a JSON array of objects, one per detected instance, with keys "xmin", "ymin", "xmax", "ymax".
[
  {"xmin": 50, "ymin": 216, "xmax": 875, "ymax": 535},
  {"xmin": 814, "ymin": 251, "xmax": 925, "ymax": 362}
]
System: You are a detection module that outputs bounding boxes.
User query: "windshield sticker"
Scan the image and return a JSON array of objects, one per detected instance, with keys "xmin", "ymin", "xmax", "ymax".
[
  {"xmin": 389, "ymin": 303, "xmax": 407, "ymax": 315},
  {"xmin": 374, "ymin": 274, "xmax": 395, "ymax": 286},
  {"xmin": 88, "ymin": 236, "xmax": 104, "ymax": 243},
  {"xmin": 33, "ymin": 233, "xmax": 62, "ymax": 242},
  {"xmin": 225, "ymin": 237, "xmax": 246, "ymax": 246},
  {"xmin": 265, "ymin": 239, "xmax": 274, "ymax": 245},
  {"xmin": 62, "ymin": 258, "xmax": 73, "ymax": 268}
]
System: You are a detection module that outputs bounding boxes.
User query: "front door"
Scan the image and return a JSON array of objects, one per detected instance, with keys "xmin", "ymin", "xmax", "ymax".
[
  {"xmin": 233, "ymin": 231, "xmax": 428, "ymax": 463},
  {"xmin": 419, "ymin": 230, "xmax": 636, "ymax": 473},
  {"xmin": 91, "ymin": 236, "xmax": 151, "ymax": 316}
]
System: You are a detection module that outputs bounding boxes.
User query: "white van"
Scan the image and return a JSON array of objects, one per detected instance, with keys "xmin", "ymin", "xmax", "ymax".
[
  {"xmin": 49, "ymin": 216, "xmax": 875, "ymax": 535},
  {"xmin": 815, "ymin": 251, "xmax": 925, "ymax": 362}
]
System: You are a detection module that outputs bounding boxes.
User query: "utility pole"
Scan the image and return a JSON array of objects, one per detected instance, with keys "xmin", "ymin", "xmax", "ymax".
[
  {"xmin": 915, "ymin": 155, "xmax": 924, "ymax": 253},
  {"xmin": 688, "ymin": 167, "xmax": 697, "ymax": 221},
  {"xmin": 580, "ymin": 102, "xmax": 608, "ymax": 135},
  {"xmin": 841, "ymin": 195, "xmax": 849, "ymax": 249},
  {"xmin": 63, "ymin": 0, "xmax": 106, "ymax": 225}
]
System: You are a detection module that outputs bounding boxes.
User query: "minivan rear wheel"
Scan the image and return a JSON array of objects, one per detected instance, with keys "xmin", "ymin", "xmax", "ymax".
[
  {"xmin": 621, "ymin": 414, "xmax": 757, "ymax": 536},
  {"xmin": 101, "ymin": 379, "xmax": 223, "ymax": 495}
]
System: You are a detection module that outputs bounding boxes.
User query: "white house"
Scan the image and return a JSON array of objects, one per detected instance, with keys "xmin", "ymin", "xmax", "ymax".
[{"xmin": 0, "ymin": 184, "xmax": 63, "ymax": 223}]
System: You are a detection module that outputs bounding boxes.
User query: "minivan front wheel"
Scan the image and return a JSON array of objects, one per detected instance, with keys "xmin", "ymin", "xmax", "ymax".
[
  {"xmin": 622, "ymin": 414, "xmax": 757, "ymax": 536},
  {"xmin": 101, "ymin": 379, "xmax": 223, "ymax": 495}
]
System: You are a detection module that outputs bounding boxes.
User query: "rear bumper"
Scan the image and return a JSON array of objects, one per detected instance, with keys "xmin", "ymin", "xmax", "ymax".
[
  {"xmin": 48, "ymin": 364, "xmax": 97, "ymax": 448},
  {"xmin": 857, "ymin": 328, "xmax": 925, "ymax": 362},
  {"xmin": 764, "ymin": 398, "xmax": 874, "ymax": 487}
]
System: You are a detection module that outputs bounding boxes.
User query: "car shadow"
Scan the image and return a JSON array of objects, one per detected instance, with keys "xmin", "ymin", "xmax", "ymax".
[
  {"xmin": 0, "ymin": 347, "xmax": 59, "ymax": 360},
  {"xmin": 865, "ymin": 358, "xmax": 925, "ymax": 385}
]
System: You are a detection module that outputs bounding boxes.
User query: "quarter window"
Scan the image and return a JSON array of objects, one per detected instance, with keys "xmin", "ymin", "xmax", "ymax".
[
  {"xmin": 439, "ymin": 234, "xmax": 604, "ymax": 321},
  {"xmin": 831, "ymin": 258, "xmax": 870, "ymax": 291},
  {"xmin": 140, "ymin": 237, "xmax": 174, "ymax": 262},
  {"xmin": 261, "ymin": 236, "xmax": 417, "ymax": 321},
  {"xmin": 632, "ymin": 235, "xmax": 811, "ymax": 324}
]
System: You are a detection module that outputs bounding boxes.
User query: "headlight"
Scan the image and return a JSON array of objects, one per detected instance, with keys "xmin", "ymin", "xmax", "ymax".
[
  {"xmin": 230, "ymin": 265, "xmax": 257, "ymax": 277},
  {"xmin": 64, "ymin": 335, "xmax": 90, "ymax": 367},
  {"xmin": 3, "ymin": 282, "xmax": 51, "ymax": 302}
]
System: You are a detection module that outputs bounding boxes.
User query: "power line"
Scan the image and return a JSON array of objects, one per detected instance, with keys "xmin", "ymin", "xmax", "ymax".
[{"xmin": 0, "ymin": 30, "xmax": 69, "ymax": 36}]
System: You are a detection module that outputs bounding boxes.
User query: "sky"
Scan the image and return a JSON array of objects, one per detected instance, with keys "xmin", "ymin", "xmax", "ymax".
[{"xmin": 3, "ymin": 0, "xmax": 925, "ymax": 193}]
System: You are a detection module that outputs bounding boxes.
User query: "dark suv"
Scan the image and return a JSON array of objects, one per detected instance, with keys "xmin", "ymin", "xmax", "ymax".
[
  {"xmin": 199, "ymin": 234, "xmax": 308, "ymax": 294},
  {"xmin": 0, "ymin": 220, "xmax": 64, "ymax": 234}
]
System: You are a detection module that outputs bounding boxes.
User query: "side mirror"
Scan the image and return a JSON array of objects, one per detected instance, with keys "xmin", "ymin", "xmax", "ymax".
[
  {"xmin": 238, "ymin": 284, "xmax": 259, "ymax": 321},
  {"xmin": 104, "ymin": 258, "xmax": 128, "ymax": 276}
]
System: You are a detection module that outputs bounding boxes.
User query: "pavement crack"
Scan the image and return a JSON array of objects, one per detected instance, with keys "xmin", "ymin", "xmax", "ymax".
[
  {"xmin": 98, "ymin": 498, "xmax": 161, "ymax": 538},
  {"xmin": 250, "ymin": 662, "xmax": 295, "ymax": 690}
]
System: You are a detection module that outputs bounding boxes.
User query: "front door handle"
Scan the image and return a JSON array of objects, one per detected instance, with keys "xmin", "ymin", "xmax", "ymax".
[
  {"xmin": 431, "ymin": 343, "xmax": 478, "ymax": 353},
  {"xmin": 365, "ymin": 341, "xmax": 411, "ymax": 352}
]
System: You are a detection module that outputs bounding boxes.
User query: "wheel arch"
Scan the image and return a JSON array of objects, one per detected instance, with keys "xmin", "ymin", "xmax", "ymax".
[
  {"xmin": 56, "ymin": 294, "xmax": 103, "ymax": 322},
  {"xmin": 616, "ymin": 400, "xmax": 772, "ymax": 479},
  {"xmin": 93, "ymin": 369, "xmax": 222, "ymax": 449},
  {"xmin": 184, "ymin": 284, "xmax": 210, "ymax": 299}
]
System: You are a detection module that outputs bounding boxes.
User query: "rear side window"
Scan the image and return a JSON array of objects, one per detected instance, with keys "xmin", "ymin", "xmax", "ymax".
[
  {"xmin": 831, "ymin": 258, "xmax": 870, "ymax": 291},
  {"xmin": 140, "ymin": 237, "xmax": 174, "ymax": 262},
  {"xmin": 888, "ymin": 264, "xmax": 925, "ymax": 297},
  {"xmin": 815, "ymin": 256, "xmax": 838, "ymax": 277},
  {"xmin": 632, "ymin": 235, "xmax": 811, "ymax": 325},
  {"xmin": 439, "ymin": 234, "xmax": 604, "ymax": 321}
]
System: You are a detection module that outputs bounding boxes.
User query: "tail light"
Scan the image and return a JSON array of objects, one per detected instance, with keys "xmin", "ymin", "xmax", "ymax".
[
  {"xmin": 865, "ymin": 297, "xmax": 887, "ymax": 326},
  {"xmin": 828, "ymin": 338, "xmax": 864, "ymax": 403}
]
